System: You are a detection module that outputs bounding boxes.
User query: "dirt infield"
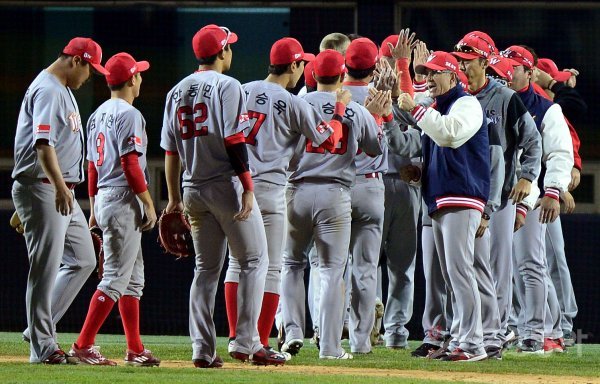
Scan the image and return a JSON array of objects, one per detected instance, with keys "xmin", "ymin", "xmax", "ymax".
[{"xmin": 2, "ymin": 356, "xmax": 598, "ymax": 384}]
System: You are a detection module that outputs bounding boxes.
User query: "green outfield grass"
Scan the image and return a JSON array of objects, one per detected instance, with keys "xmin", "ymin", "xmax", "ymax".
[{"xmin": 0, "ymin": 332, "xmax": 599, "ymax": 383}]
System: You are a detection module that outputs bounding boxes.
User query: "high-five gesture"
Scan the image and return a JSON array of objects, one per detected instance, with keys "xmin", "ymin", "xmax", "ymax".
[{"xmin": 388, "ymin": 28, "xmax": 418, "ymax": 61}]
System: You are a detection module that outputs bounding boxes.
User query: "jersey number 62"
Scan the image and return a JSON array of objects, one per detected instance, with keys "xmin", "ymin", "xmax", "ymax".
[{"xmin": 177, "ymin": 103, "xmax": 208, "ymax": 140}]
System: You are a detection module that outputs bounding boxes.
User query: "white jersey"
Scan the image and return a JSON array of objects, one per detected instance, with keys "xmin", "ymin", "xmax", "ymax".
[
  {"xmin": 288, "ymin": 91, "xmax": 383, "ymax": 187},
  {"xmin": 342, "ymin": 82, "xmax": 388, "ymax": 175},
  {"xmin": 13, "ymin": 70, "xmax": 85, "ymax": 183},
  {"xmin": 160, "ymin": 70, "xmax": 250, "ymax": 188},
  {"xmin": 242, "ymin": 80, "xmax": 334, "ymax": 186},
  {"xmin": 86, "ymin": 99, "xmax": 148, "ymax": 188}
]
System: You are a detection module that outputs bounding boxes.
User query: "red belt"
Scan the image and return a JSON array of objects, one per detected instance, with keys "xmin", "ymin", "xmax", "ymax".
[
  {"xmin": 42, "ymin": 179, "xmax": 77, "ymax": 189},
  {"xmin": 364, "ymin": 173, "xmax": 380, "ymax": 179}
]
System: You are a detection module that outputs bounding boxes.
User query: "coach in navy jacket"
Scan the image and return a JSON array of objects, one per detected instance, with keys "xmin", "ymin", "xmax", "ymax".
[{"xmin": 398, "ymin": 51, "xmax": 490, "ymax": 362}]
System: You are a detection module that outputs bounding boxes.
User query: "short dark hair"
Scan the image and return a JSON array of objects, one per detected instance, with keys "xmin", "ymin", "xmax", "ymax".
[
  {"xmin": 346, "ymin": 65, "xmax": 375, "ymax": 80},
  {"xmin": 197, "ymin": 44, "xmax": 230, "ymax": 65},
  {"xmin": 314, "ymin": 74, "xmax": 341, "ymax": 85},
  {"xmin": 267, "ymin": 60, "xmax": 302, "ymax": 76},
  {"xmin": 108, "ymin": 81, "xmax": 127, "ymax": 91},
  {"xmin": 58, "ymin": 53, "xmax": 89, "ymax": 66},
  {"xmin": 305, "ymin": 85, "xmax": 317, "ymax": 93},
  {"xmin": 346, "ymin": 33, "xmax": 363, "ymax": 41},
  {"xmin": 519, "ymin": 45, "xmax": 538, "ymax": 66}
]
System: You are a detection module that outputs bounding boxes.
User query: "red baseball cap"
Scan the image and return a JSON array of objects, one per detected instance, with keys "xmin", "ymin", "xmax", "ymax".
[
  {"xmin": 105, "ymin": 52, "xmax": 150, "ymax": 86},
  {"xmin": 501, "ymin": 45, "xmax": 534, "ymax": 69},
  {"xmin": 453, "ymin": 31, "xmax": 496, "ymax": 60},
  {"xmin": 488, "ymin": 55, "xmax": 514, "ymax": 82},
  {"xmin": 537, "ymin": 58, "xmax": 571, "ymax": 82},
  {"xmin": 304, "ymin": 61, "xmax": 317, "ymax": 88},
  {"xmin": 62, "ymin": 37, "xmax": 109, "ymax": 75},
  {"xmin": 415, "ymin": 51, "xmax": 459, "ymax": 75},
  {"xmin": 345, "ymin": 37, "xmax": 378, "ymax": 70},
  {"xmin": 379, "ymin": 34, "xmax": 398, "ymax": 58},
  {"xmin": 270, "ymin": 37, "xmax": 315, "ymax": 65},
  {"xmin": 192, "ymin": 24, "xmax": 238, "ymax": 59},
  {"xmin": 313, "ymin": 49, "xmax": 346, "ymax": 77}
]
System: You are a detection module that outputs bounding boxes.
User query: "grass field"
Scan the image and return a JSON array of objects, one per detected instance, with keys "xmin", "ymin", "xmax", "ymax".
[{"xmin": 1, "ymin": 332, "xmax": 599, "ymax": 383}]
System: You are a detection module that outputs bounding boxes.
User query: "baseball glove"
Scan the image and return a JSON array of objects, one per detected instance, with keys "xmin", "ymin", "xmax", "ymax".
[
  {"xmin": 90, "ymin": 226, "xmax": 104, "ymax": 280},
  {"xmin": 157, "ymin": 210, "xmax": 194, "ymax": 259}
]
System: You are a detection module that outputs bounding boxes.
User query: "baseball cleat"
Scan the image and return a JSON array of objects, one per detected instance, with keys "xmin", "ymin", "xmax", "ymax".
[
  {"xmin": 43, "ymin": 349, "xmax": 79, "ymax": 365},
  {"xmin": 562, "ymin": 331, "xmax": 575, "ymax": 347},
  {"xmin": 516, "ymin": 339, "xmax": 544, "ymax": 354},
  {"xmin": 69, "ymin": 344, "xmax": 117, "ymax": 366},
  {"xmin": 124, "ymin": 348, "xmax": 161, "ymax": 367},
  {"xmin": 193, "ymin": 355, "xmax": 223, "ymax": 368},
  {"xmin": 440, "ymin": 348, "xmax": 487, "ymax": 362},
  {"xmin": 319, "ymin": 350, "xmax": 353, "ymax": 360},
  {"xmin": 229, "ymin": 347, "xmax": 286, "ymax": 366},
  {"xmin": 484, "ymin": 345, "xmax": 503, "ymax": 360},
  {"xmin": 266, "ymin": 346, "xmax": 291, "ymax": 361},
  {"xmin": 227, "ymin": 338, "xmax": 235, "ymax": 353},
  {"xmin": 281, "ymin": 339, "xmax": 303, "ymax": 356},
  {"xmin": 427, "ymin": 346, "xmax": 450, "ymax": 360},
  {"xmin": 543, "ymin": 338, "xmax": 564, "ymax": 354},
  {"xmin": 411, "ymin": 343, "xmax": 441, "ymax": 358}
]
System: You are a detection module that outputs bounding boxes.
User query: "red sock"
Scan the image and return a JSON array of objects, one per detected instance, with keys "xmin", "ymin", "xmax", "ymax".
[
  {"xmin": 258, "ymin": 292, "xmax": 279, "ymax": 347},
  {"xmin": 118, "ymin": 295, "xmax": 144, "ymax": 353},
  {"xmin": 76, "ymin": 290, "xmax": 115, "ymax": 348},
  {"xmin": 224, "ymin": 282, "xmax": 238, "ymax": 339}
]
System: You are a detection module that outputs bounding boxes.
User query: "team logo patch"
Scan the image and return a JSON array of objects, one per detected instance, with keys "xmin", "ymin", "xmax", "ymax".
[
  {"xmin": 83, "ymin": 52, "xmax": 92, "ymax": 60},
  {"xmin": 36, "ymin": 124, "xmax": 50, "ymax": 134},
  {"xmin": 294, "ymin": 53, "xmax": 302, "ymax": 59},
  {"xmin": 316, "ymin": 121, "xmax": 329, "ymax": 134},
  {"xmin": 238, "ymin": 113, "xmax": 249, "ymax": 124},
  {"xmin": 68, "ymin": 112, "xmax": 82, "ymax": 132},
  {"xmin": 130, "ymin": 65, "xmax": 137, "ymax": 74}
]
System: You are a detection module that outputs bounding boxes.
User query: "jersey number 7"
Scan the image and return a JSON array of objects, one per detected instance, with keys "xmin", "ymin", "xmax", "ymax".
[
  {"xmin": 244, "ymin": 110, "xmax": 267, "ymax": 146},
  {"xmin": 177, "ymin": 103, "xmax": 209, "ymax": 140}
]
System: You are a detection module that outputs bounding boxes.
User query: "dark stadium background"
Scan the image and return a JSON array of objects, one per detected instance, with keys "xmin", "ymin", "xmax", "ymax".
[{"xmin": 1, "ymin": 1, "xmax": 598, "ymax": 343}]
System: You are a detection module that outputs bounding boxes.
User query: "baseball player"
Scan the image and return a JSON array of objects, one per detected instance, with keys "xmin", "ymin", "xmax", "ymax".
[
  {"xmin": 398, "ymin": 51, "xmax": 490, "ymax": 362},
  {"xmin": 280, "ymin": 49, "xmax": 386, "ymax": 360},
  {"xmin": 68, "ymin": 52, "xmax": 159, "ymax": 366},
  {"xmin": 452, "ymin": 32, "xmax": 542, "ymax": 359},
  {"xmin": 342, "ymin": 37, "xmax": 388, "ymax": 354},
  {"xmin": 502, "ymin": 45, "xmax": 573, "ymax": 354},
  {"xmin": 11, "ymin": 37, "xmax": 108, "ymax": 364},
  {"xmin": 161, "ymin": 24, "xmax": 284, "ymax": 368},
  {"xmin": 223, "ymin": 37, "xmax": 349, "ymax": 354},
  {"xmin": 378, "ymin": 29, "xmax": 423, "ymax": 350}
]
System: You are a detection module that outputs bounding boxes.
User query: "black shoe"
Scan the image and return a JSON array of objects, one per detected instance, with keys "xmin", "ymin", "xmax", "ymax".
[
  {"xmin": 411, "ymin": 343, "xmax": 440, "ymax": 358},
  {"xmin": 485, "ymin": 345, "xmax": 502, "ymax": 360},
  {"xmin": 427, "ymin": 346, "xmax": 450, "ymax": 360},
  {"xmin": 517, "ymin": 339, "xmax": 543, "ymax": 354}
]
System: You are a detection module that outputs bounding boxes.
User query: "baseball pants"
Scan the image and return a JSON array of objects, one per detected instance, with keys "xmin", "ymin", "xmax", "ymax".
[
  {"xmin": 95, "ymin": 187, "xmax": 145, "ymax": 301},
  {"xmin": 512, "ymin": 207, "xmax": 547, "ymax": 343},
  {"xmin": 433, "ymin": 207, "xmax": 484, "ymax": 354},
  {"xmin": 281, "ymin": 181, "xmax": 351, "ymax": 358},
  {"xmin": 381, "ymin": 175, "xmax": 420, "ymax": 347},
  {"xmin": 349, "ymin": 176, "xmax": 385, "ymax": 353},
  {"xmin": 184, "ymin": 180, "xmax": 268, "ymax": 362},
  {"xmin": 488, "ymin": 203, "xmax": 517, "ymax": 343},
  {"xmin": 12, "ymin": 180, "xmax": 96, "ymax": 363},
  {"xmin": 225, "ymin": 180, "xmax": 286, "ymax": 294},
  {"xmin": 545, "ymin": 216, "xmax": 577, "ymax": 334}
]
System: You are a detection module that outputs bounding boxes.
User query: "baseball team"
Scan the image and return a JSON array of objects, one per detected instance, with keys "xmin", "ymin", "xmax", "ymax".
[{"xmin": 11, "ymin": 23, "xmax": 583, "ymax": 366}]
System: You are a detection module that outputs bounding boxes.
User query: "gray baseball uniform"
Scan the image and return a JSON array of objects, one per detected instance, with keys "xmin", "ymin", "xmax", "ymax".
[
  {"xmin": 86, "ymin": 99, "xmax": 148, "ymax": 301},
  {"xmin": 161, "ymin": 70, "xmax": 268, "ymax": 362},
  {"xmin": 12, "ymin": 70, "xmax": 96, "ymax": 362},
  {"xmin": 225, "ymin": 80, "xmax": 336, "ymax": 296},
  {"xmin": 342, "ymin": 82, "xmax": 388, "ymax": 353},
  {"xmin": 281, "ymin": 91, "xmax": 383, "ymax": 358}
]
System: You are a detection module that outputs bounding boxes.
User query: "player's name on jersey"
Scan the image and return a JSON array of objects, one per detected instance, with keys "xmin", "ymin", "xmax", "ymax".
[{"xmin": 171, "ymin": 83, "xmax": 214, "ymax": 103}]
